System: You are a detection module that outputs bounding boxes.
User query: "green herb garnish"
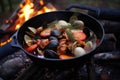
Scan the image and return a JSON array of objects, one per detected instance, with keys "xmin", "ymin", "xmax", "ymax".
[{"xmin": 65, "ymin": 29, "xmax": 76, "ymax": 42}]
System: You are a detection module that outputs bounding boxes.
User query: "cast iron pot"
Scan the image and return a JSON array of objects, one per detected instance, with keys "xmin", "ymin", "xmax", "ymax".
[{"xmin": 0, "ymin": 5, "xmax": 107, "ymax": 68}]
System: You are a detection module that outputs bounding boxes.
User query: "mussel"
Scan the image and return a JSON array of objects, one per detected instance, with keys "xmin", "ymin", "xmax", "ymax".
[
  {"xmin": 49, "ymin": 36, "xmax": 58, "ymax": 41},
  {"xmin": 83, "ymin": 27, "xmax": 90, "ymax": 38},
  {"xmin": 45, "ymin": 40, "xmax": 58, "ymax": 51},
  {"xmin": 44, "ymin": 49, "xmax": 59, "ymax": 59},
  {"xmin": 51, "ymin": 29, "xmax": 61, "ymax": 37}
]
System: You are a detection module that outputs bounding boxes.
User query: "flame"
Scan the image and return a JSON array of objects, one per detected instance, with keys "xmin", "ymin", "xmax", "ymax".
[
  {"xmin": 15, "ymin": 0, "xmax": 34, "ymax": 30},
  {"xmin": 19, "ymin": 1, "xmax": 34, "ymax": 21},
  {"xmin": 0, "ymin": 38, "xmax": 12, "ymax": 46},
  {"xmin": 14, "ymin": 0, "xmax": 56, "ymax": 30},
  {"xmin": 0, "ymin": 0, "xmax": 56, "ymax": 46}
]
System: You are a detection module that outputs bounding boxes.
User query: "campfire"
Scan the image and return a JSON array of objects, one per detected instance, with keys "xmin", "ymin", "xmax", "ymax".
[
  {"xmin": 0, "ymin": 0, "xmax": 56, "ymax": 46},
  {"xmin": 0, "ymin": 1, "xmax": 120, "ymax": 80}
]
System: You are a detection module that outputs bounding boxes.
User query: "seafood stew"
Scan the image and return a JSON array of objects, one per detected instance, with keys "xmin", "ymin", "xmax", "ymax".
[
  {"xmin": 0, "ymin": 10, "xmax": 104, "ymax": 68},
  {"xmin": 23, "ymin": 16, "xmax": 97, "ymax": 59}
]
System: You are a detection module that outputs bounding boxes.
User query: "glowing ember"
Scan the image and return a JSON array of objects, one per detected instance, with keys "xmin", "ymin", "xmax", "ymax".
[
  {"xmin": 15, "ymin": 24, "xmax": 21, "ymax": 30},
  {"xmin": 0, "ymin": 0, "xmax": 56, "ymax": 46},
  {"xmin": 0, "ymin": 38, "xmax": 12, "ymax": 46},
  {"xmin": 39, "ymin": 0, "xmax": 44, "ymax": 5}
]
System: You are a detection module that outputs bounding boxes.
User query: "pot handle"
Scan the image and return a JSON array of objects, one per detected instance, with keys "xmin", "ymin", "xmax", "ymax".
[
  {"xmin": 0, "ymin": 35, "xmax": 20, "ymax": 59},
  {"xmin": 65, "ymin": 4, "xmax": 120, "ymax": 21}
]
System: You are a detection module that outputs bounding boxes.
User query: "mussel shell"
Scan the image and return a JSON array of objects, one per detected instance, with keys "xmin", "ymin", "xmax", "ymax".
[
  {"xmin": 34, "ymin": 35, "xmax": 41, "ymax": 39},
  {"xmin": 49, "ymin": 36, "xmax": 58, "ymax": 41},
  {"xmin": 51, "ymin": 29, "xmax": 61, "ymax": 37},
  {"xmin": 45, "ymin": 40, "xmax": 58, "ymax": 51},
  {"xmin": 44, "ymin": 49, "xmax": 59, "ymax": 59},
  {"xmin": 83, "ymin": 27, "xmax": 90, "ymax": 38}
]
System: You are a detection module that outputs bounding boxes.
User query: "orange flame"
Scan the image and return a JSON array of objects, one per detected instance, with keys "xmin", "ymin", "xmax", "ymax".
[
  {"xmin": 14, "ymin": 0, "xmax": 56, "ymax": 30},
  {"xmin": 0, "ymin": 0, "xmax": 56, "ymax": 46}
]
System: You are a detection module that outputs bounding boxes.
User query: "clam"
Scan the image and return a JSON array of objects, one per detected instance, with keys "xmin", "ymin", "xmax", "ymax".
[
  {"xmin": 83, "ymin": 28, "xmax": 97, "ymax": 51},
  {"xmin": 28, "ymin": 27, "xmax": 37, "ymax": 34},
  {"xmin": 55, "ymin": 20, "xmax": 69, "ymax": 28},
  {"xmin": 69, "ymin": 16, "xmax": 78, "ymax": 24},
  {"xmin": 73, "ymin": 47, "xmax": 86, "ymax": 57},
  {"xmin": 24, "ymin": 35, "xmax": 36, "ymax": 46},
  {"xmin": 73, "ymin": 20, "xmax": 84, "ymax": 29},
  {"xmin": 84, "ymin": 41, "xmax": 93, "ymax": 51},
  {"xmin": 44, "ymin": 49, "xmax": 59, "ymax": 59},
  {"xmin": 36, "ymin": 27, "xmax": 43, "ymax": 33}
]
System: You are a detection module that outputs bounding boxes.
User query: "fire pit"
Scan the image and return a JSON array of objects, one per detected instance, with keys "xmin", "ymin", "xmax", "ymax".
[{"xmin": 0, "ymin": 0, "xmax": 120, "ymax": 80}]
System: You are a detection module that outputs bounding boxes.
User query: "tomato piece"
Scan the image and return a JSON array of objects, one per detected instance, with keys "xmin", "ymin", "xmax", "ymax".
[
  {"xmin": 59, "ymin": 55, "xmax": 73, "ymax": 59},
  {"xmin": 26, "ymin": 44, "xmax": 38, "ymax": 52},
  {"xmin": 73, "ymin": 32, "xmax": 86, "ymax": 41},
  {"xmin": 77, "ymin": 40, "xmax": 85, "ymax": 46}
]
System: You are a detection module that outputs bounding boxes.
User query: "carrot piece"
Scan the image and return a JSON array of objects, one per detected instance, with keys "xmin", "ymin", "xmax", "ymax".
[
  {"xmin": 26, "ymin": 44, "xmax": 38, "ymax": 52},
  {"xmin": 73, "ymin": 32, "xmax": 86, "ymax": 41},
  {"xmin": 59, "ymin": 55, "xmax": 73, "ymax": 59}
]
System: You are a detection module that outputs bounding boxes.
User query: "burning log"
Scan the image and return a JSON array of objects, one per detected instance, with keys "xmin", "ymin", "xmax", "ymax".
[{"xmin": 0, "ymin": 0, "xmax": 56, "ymax": 46}]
